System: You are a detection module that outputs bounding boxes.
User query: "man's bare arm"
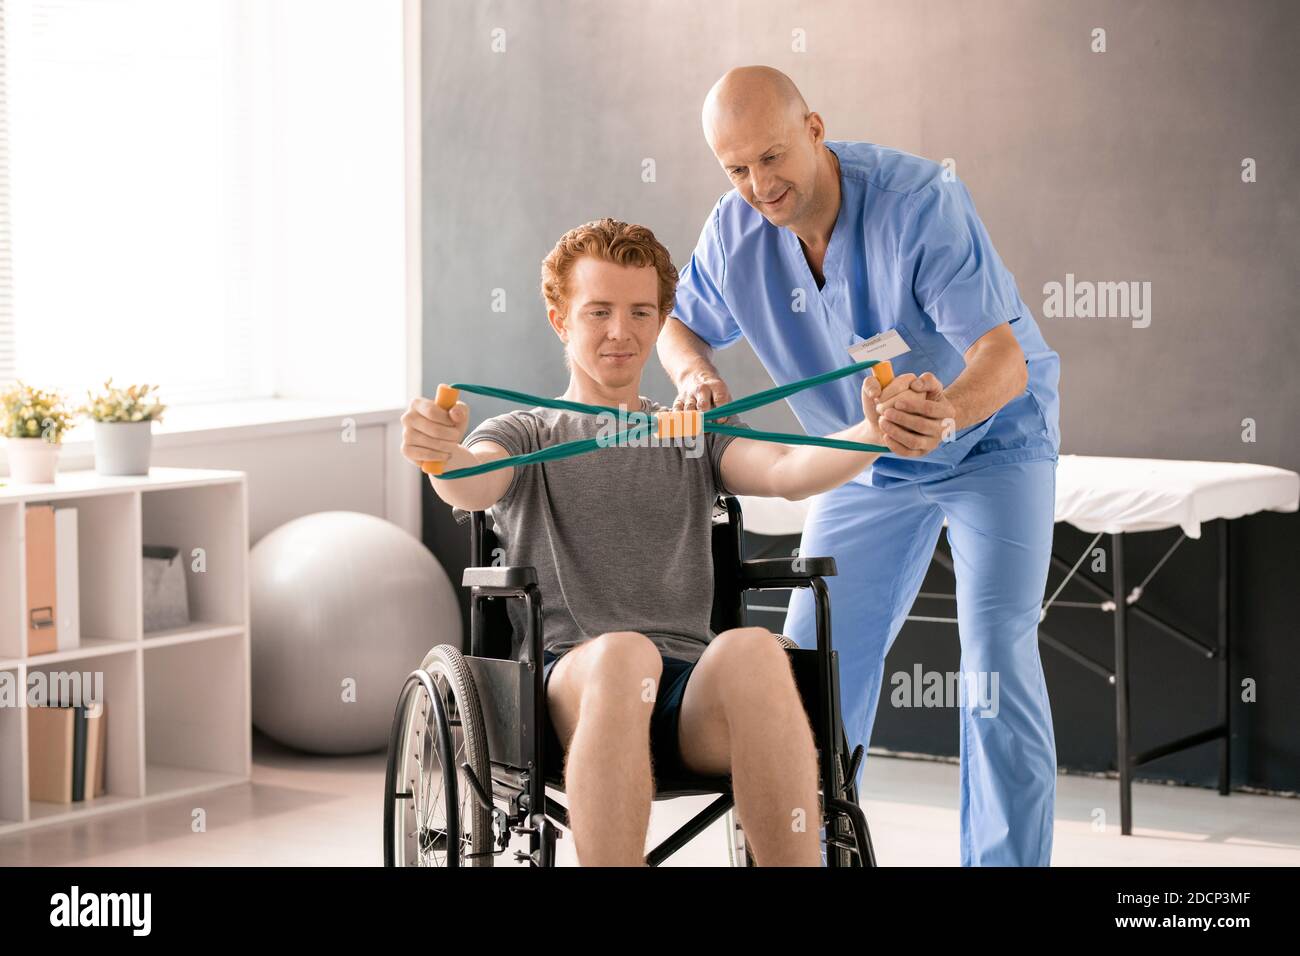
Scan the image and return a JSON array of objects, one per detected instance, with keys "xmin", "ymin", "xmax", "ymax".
[
  {"xmin": 718, "ymin": 422, "xmax": 881, "ymax": 501},
  {"xmin": 426, "ymin": 441, "xmax": 514, "ymax": 512},
  {"xmin": 875, "ymin": 324, "xmax": 1027, "ymax": 456},
  {"xmin": 719, "ymin": 374, "xmax": 922, "ymax": 500},
  {"xmin": 943, "ymin": 323, "xmax": 1028, "ymax": 430},
  {"xmin": 400, "ymin": 396, "xmax": 515, "ymax": 511}
]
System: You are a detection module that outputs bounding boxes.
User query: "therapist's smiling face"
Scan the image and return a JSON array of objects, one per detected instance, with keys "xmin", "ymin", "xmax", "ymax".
[
  {"xmin": 551, "ymin": 256, "xmax": 665, "ymax": 390},
  {"xmin": 709, "ymin": 110, "xmax": 824, "ymax": 228}
]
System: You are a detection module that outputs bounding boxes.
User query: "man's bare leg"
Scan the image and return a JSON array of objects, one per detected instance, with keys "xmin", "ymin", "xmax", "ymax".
[
  {"xmin": 546, "ymin": 631, "xmax": 663, "ymax": 866},
  {"xmin": 677, "ymin": 626, "xmax": 821, "ymax": 866}
]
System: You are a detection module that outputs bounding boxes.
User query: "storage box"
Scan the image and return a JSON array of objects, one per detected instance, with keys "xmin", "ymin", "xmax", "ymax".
[{"xmin": 142, "ymin": 544, "xmax": 190, "ymax": 632}]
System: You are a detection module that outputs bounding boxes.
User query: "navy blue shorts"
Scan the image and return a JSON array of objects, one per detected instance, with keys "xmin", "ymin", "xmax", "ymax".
[{"xmin": 541, "ymin": 647, "xmax": 699, "ymax": 782}]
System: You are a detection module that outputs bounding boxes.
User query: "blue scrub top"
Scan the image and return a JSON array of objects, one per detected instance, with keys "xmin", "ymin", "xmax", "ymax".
[{"xmin": 672, "ymin": 140, "xmax": 1060, "ymax": 487}]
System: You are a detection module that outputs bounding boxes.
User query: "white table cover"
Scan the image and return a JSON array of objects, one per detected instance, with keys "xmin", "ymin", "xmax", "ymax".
[{"xmin": 737, "ymin": 455, "xmax": 1300, "ymax": 540}]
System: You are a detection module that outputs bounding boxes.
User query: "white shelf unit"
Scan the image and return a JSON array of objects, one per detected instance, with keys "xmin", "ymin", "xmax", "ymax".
[{"xmin": 0, "ymin": 467, "xmax": 250, "ymax": 836}]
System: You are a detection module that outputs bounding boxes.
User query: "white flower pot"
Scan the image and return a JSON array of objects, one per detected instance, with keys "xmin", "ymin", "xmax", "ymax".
[
  {"xmin": 94, "ymin": 420, "xmax": 154, "ymax": 476},
  {"xmin": 6, "ymin": 436, "xmax": 62, "ymax": 483}
]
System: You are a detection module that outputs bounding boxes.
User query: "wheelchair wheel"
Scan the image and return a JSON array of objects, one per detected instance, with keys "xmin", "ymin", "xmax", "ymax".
[
  {"xmin": 384, "ymin": 644, "xmax": 493, "ymax": 867},
  {"xmin": 724, "ymin": 632, "xmax": 800, "ymax": 866}
]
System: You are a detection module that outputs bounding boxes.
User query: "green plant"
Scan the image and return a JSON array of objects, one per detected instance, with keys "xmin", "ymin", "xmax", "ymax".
[
  {"xmin": 0, "ymin": 382, "xmax": 76, "ymax": 442},
  {"xmin": 80, "ymin": 378, "xmax": 166, "ymax": 424}
]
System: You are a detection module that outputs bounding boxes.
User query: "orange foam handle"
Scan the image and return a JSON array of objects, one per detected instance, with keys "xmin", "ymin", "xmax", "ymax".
[
  {"xmin": 421, "ymin": 384, "xmax": 461, "ymax": 476},
  {"xmin": 871, "ymin": 360, "xmax": 894, "ymax": 389},
  {"xmin": 655, "ymin": 409, "xmax": 703, "ymax": 440}
]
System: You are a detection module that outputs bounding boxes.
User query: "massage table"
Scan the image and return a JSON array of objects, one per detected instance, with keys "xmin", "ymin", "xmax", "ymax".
[{"xmin": 738, "ymin": 455, "xmax": 1300, "ymax": 835}]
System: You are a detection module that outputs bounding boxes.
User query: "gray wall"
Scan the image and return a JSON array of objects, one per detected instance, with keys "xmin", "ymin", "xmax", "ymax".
[
  {"xmin": 421, "ymin": 0, "xmax": 1300, "ymax": 789},
  {"xmin": 423, "ymin": 0, "xmax": 1299, "ymax": 467}
]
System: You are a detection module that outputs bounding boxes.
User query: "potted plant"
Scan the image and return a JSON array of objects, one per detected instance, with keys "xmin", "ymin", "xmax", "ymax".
[
  {"xmin": 80, "ymin": 379, "xmax": 167, "ymax": 476},
  {"xmin": 1, "ymin": 382, "xmax": 76, "ymax": 483}
]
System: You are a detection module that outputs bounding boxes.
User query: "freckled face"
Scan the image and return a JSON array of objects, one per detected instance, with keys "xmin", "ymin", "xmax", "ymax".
[{"xmin": 554, "ymin": 257, "xmax": 664, "ymax": 388}]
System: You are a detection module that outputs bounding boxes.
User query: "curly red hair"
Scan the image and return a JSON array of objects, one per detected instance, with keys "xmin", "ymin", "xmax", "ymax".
[{"xmin": 540, "ymin": 218, "xmax": 678, "ymax": 318}]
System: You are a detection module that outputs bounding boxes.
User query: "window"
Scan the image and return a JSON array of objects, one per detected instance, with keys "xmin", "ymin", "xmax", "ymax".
[{"xmin": 0, "ymin": 0, "xmax": 405, "ymax": 409}]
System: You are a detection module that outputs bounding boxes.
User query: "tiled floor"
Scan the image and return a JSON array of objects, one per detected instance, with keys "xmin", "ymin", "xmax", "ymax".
[{"xmin": 1, "ymin": 730, "xmax": 1297, "ymax": 866}]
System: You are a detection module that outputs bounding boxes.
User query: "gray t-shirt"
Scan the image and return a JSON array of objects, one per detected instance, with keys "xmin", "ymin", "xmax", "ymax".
[{"xmin": 463, "ymin": 397, "xmax": 750, "ymax": 663}]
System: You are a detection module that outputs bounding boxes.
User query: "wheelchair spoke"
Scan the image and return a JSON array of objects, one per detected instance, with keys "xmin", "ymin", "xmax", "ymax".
[
  {"xmin": 438, "ymin": 678, "xmax": 479, "ymax": 863},
  {"xmin": 451, "ymin": 711, "xmax": 477, "ymax": 857},
  {"xmin": 415, "ymin": 689, "xmax": 451, "ymax": 866},
  {"xmin": 424, "ymin": 771, "xmax": 447, "ymax": 865},
  {"xmin": 399, "ymin": 741, "xmax": 418, "ymax": 859}
]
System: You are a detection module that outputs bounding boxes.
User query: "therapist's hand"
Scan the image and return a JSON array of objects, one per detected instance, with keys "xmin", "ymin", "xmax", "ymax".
[
  {"xmin": 672, "ymin": 365, "xmax": 734, "ymax": 422},
  {"xmin": 873, "ymin": 372, "xmax": 956, "ymax": 458},
  {"xmin": 861, "ymin": 371, "xmax": 917, "ymax": 442}
]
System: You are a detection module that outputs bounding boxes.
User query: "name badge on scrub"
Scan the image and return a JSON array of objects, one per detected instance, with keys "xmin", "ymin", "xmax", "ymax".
[{"xmin": 847, "ymin": 328, "xmax": 911, "ymax": 366}]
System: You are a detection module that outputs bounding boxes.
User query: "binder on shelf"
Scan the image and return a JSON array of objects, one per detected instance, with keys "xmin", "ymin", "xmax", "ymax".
[
  {"xmin": 54, "ymin": 506, "xmax": 81, "ymax": 651},
  {"xmin": 24, "ymin": 503, "xmax": 59, "ymax": 656}
]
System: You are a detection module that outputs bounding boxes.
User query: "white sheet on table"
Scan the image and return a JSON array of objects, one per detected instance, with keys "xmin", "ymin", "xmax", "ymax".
[
  {"xmin": 1054, "ymin": 455, "xmax": 1298, "ymax": 538},
  {"xmin": 737, "ymin": 455, "xmax": 1300, "ymax": 540}
]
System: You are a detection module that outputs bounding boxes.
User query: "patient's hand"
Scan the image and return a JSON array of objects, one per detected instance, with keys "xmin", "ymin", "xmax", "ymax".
[{"xmin": 401, "ymin": 394, "xmax": 470, "ymax": 470}]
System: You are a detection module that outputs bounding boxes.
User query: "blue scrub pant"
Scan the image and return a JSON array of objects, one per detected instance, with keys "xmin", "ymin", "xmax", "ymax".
[{"xmin": 784, "ymin": 455, "xmax": 1058, "ymax": 866}]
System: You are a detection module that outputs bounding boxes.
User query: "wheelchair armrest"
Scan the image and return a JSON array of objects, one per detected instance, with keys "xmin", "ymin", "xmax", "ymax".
[
  {"xmin": 740, "ymin": 556, "xmax": 836, "ymax": 585},
  {"xmin": 462, "ymin": 565, "xmax": 538, "ymax": 589}
]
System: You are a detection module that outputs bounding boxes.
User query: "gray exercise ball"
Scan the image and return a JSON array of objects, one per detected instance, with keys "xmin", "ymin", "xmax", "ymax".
[{"xmin": 250, "ymin": 510, "xmax": 460, "ymax": 754}]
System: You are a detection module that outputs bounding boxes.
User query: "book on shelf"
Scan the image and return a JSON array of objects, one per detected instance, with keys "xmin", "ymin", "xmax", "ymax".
[
  {"xmin": 27, "ymin": 702, "xmax": 74, "ymax": 803},
  {"xmin": 27, "ymin": 694, "xmax": 107, "ymax": 804},
  {"xmin": 71, "ymin": 705, "xmax": 87, "ymax": 801},
  {"xmin": 84, "ymin": 698, "xmax": 107, "ymax": 800}
]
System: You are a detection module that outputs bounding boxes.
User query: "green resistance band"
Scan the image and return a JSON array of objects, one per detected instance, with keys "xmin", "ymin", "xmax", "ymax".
[{"xmin": 427, "ymin": 358, "xmax": 890, "ymax": 480}]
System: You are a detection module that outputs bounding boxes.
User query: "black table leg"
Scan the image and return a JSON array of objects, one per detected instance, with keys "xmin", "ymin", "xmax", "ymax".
[
  {"xmin": 1113, "ymin": 533, "xmax": 1133, "ymax": 835},
  {"xmin": 1218, "ymin": 519, "xmax": 1232, "ymax": 796}
]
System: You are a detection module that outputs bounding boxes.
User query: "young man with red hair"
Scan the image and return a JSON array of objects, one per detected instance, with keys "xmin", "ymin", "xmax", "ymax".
[{"xmin": 402, "ymin": 218, "xmax": 910, "ymax": 866}]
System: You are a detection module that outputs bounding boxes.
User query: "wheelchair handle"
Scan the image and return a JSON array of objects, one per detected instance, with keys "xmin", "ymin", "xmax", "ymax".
[{"xmin": 421, "ymin": 384, "xmax": 461, "ymax": 476}]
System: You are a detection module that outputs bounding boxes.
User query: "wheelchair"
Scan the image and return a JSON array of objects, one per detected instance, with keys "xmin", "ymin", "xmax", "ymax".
[{"xmin": 383, "ymin": 494, "xmax": 875, "ymax": 867}]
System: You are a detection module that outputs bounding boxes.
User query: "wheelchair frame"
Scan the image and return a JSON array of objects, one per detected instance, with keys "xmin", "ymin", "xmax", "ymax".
[{"xmin": 384, "ymin": 495, "xmax": 875, "ymax": 867}]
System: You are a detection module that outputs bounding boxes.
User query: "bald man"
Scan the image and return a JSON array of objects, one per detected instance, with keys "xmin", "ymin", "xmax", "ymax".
[{"xmin": 658, "ymin": 66, "xmax": 1061, "ymax": 866}]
